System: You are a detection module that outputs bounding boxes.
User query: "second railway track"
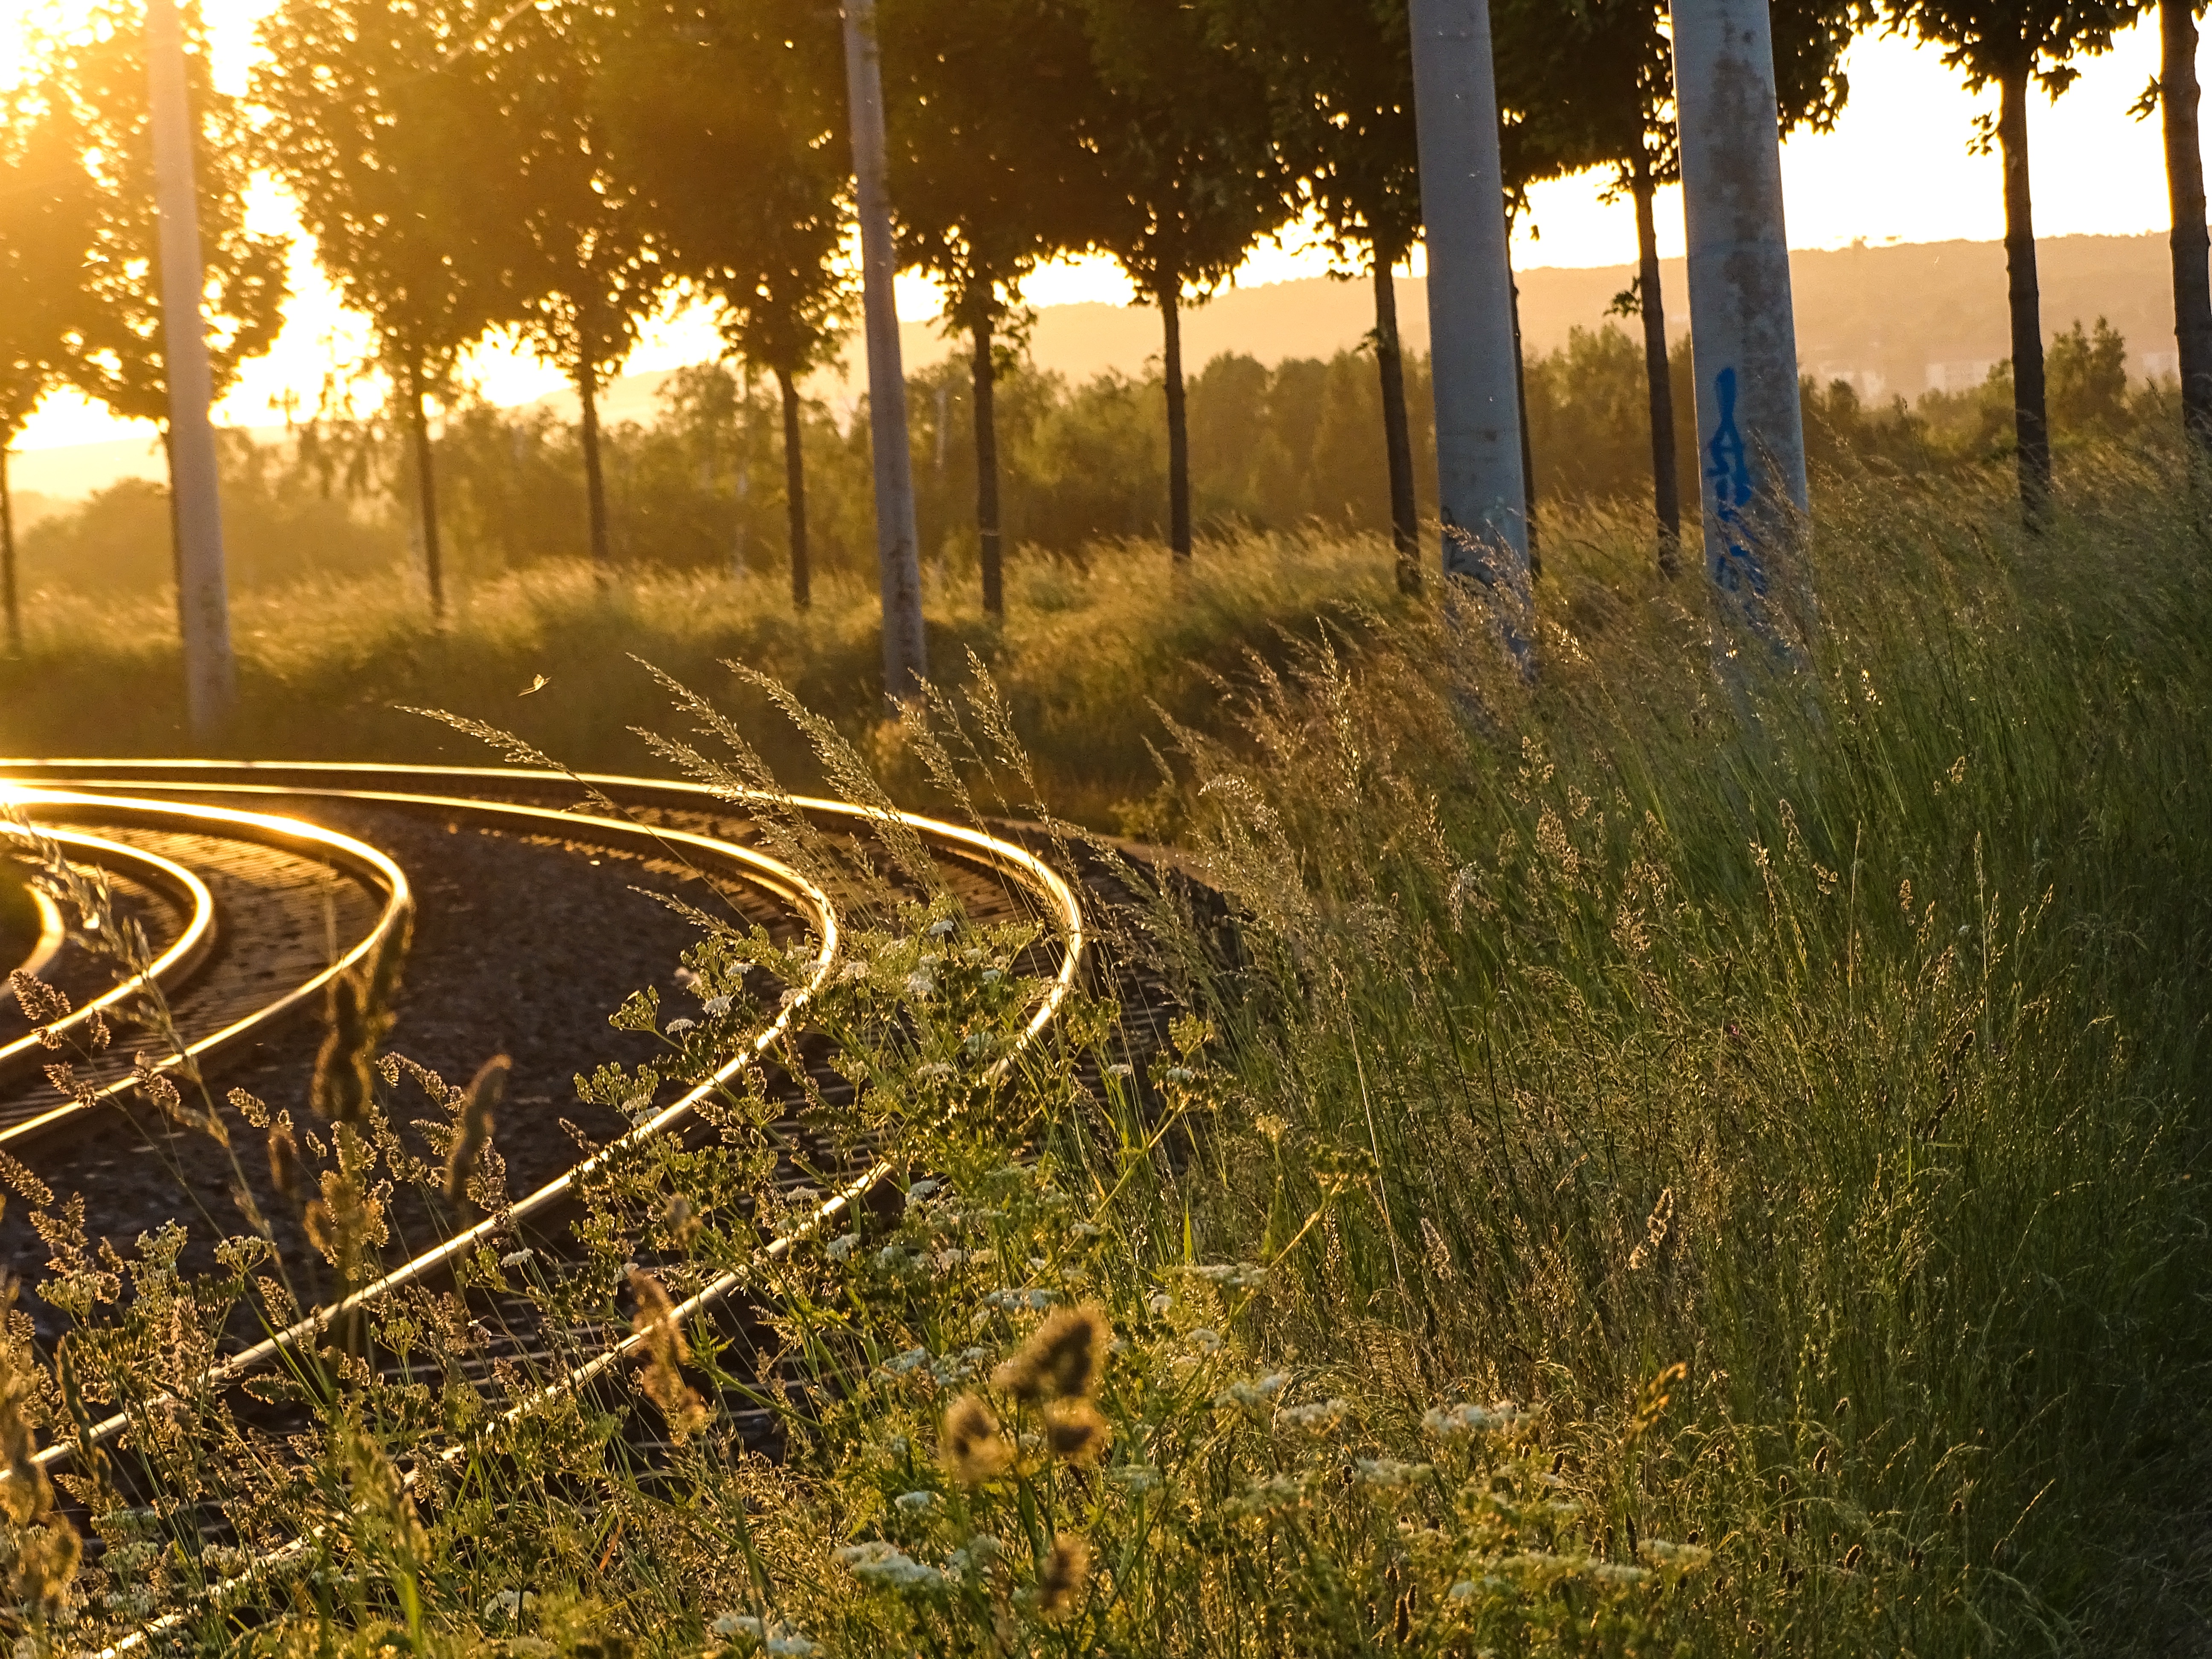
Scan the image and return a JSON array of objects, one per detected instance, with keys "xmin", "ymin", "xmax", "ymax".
[{"xmin": 0, "ymin": 757, "xmax": 1181, "ymax": 1647}]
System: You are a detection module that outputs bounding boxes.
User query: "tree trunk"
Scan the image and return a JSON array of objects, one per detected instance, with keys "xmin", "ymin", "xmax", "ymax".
[
  {"xmin": 405, "ymin": 361, "xmax": 445, "ymax": 620},
  {"xmin": 1161, "ymin": 279, "xmax": 1192, "ymax": 559},
  {"xmin": 1510, "ymin": 260, "xmax": 1538, "ymax": 579},
  {"xmin": 777, "ymin": 364, "xmax": 811, "ymax": 610},
  {"xmin": 579, "ymin": 364, "xmax": 612, "ymax": 569},
  {"xmin": 1632, "ymin": 147, "xmax": 1683, "ymax": 574},
  {"xmin": 0, "ymin": 443, "xmax": 18, "ymax": 657},
  {"xmin": 2163, "ymin": 0, "xmax": 2212, "ymax": 453},
  {"xmin": 972, "ymin": 317, "xmax": 1004, "ymax": 615},
  {"xmin": 1998, "ymin": 65, "xmax": 2052, "ymax": 524},
  {"xmin": 1373, "ymin": 259, "xmax": 1421, "ymax": 595}
]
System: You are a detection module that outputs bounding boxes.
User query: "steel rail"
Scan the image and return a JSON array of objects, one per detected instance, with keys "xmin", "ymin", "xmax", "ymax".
[
  {"xmin": 0, "ymin": 826, "xmax": 218, "ymax": 1092},
  {"xmin": 0, "ymin": 792, "xmax": 411, "ymax": 1144},
  {"xmin": 2, "ymin": 882, "xmax": 68, "ymax": 991},
  {"xmin": 0, "ymin": 764, "xmax": 1087, "ymax": 1654},
  {"xmin": 14, "ymin": 785, "xmax": 837, "ymax": 1485}
]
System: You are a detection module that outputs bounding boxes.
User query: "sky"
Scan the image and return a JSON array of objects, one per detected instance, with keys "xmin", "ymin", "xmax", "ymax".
[{"xmin": 0, "ymin": 0, "xmax": 2189, "ymax": 453}]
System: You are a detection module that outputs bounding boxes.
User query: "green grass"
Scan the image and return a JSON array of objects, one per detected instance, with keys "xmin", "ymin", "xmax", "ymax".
[
  {"xmin": 0, "ymin": 533, "xmax": 1406, "ymax": 830},
  {"xmin": 4, "ymin": 438, "xmax": 2207, "ymax": 1656}
]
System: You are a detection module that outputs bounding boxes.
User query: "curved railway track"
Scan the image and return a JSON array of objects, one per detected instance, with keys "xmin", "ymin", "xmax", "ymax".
[{"xmin": 0, "ymin": 759, "xmax": 1178, "ymax": 1651}]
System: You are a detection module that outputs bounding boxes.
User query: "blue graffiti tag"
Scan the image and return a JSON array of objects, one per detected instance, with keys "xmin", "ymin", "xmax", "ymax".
[{"xmin": 1705, "ymin": 367, "xmax": 1769, "ymax": 597}]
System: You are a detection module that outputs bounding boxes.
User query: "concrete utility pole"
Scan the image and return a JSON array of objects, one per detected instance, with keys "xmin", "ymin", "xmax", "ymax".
[
  {"xmin": 146, "ymin": 0, "xmax": 236, "ymax": 738},
  {"xmin": 841, "ymin": 0, "xmax": 928, "ymax": 703},
  {"xmin": 1406, "ymin": 0, "xmax": 1531, "ymax": 668},
  {"xmin": 1672, "ymin": 0, "xmax": 1813, "ymax": 642}
]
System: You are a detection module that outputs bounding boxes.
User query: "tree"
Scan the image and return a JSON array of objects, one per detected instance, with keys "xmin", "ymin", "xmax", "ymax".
[
  {"xmin": 0, "ymin": 80, "xmax": 102, "ymax": 657},
  {"xmin": 488, "ymin": 0, "xmax": 661, "ymax": 570},
  {"xmin": 1080, "ymin": 0, "xmax": 1289, "ymax": 560},
  {"xmin": 1493, "ymin": 0, "xmax": 1852, "ymax": 571},
  {"xmin": 2137, "ymin": 0, "xmax": 2212, "ymax": 453},
  {"xmin": 1202, "ymin": 0, "xmax": 1426, "ymax": 591},
  {"xmin": 592, "ymin": 0, "xmax": 848, "ymax": 609},
  {"xmin": 47, "ymin": 0, "xmax": 288, "ymax": 533},
  {"xmin": 1880, "ymin": 0, "xmax": 2146, "ymax": 521},
  {"xmin": 253, "ymin": 0, "xmax": 522, "ymax": 618},
  {"xmin": 881, "ymin": 0, "xmax": 1115, "ymax": 615}
]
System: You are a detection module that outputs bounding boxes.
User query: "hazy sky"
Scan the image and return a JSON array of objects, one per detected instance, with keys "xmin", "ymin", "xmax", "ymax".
[{"xmin": 2, "ymin": 0, "xmax": 2190, "ymax": 452}]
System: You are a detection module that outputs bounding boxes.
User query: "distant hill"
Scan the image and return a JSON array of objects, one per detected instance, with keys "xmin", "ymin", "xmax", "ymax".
[{"xmin": 12, "ymin": 230, "xmax": 2182, "ymax": 501}]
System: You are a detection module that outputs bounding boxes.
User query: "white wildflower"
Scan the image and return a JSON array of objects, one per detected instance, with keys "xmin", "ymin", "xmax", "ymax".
[
  {"xmin": 913, "ymin": 1062, "xmax": 955, "ymax": 1083},
  {"xmin": 1187, "ymin": 1327, "xmax": 1222, "ymax": 1352},
  {"xmin": 1146, "ymin": 1291, "xmax": 1172, "ymax": 1316},
  {"xmin": 838, "ymin": 960, "xmax": 870, "ymax": 982},
  {"xmin": 711, "ymin": 1614, "xmax": 762, "ymax": 1641},
  {"xmin": 664, "ymin": 1018, "xmax": 696, "ymax": 1036},
  {"xmin": 1421, "ymin": 1401, "xmax": 1521, "ymax": 1440},
  {"xmin": 836, "ymin": 1540, "xmax": 946, "ymax": 1591},
  {"xmin": 1275, "ymin": 1397, "xmax": 1350, "ymax": 1434},
  {"xmin": 1351, "ymin": 1457, "xmax": 1431, "ymax": 1488},
  {"xmin": 928, "ymin": 917, "xmax": 958, "ymax": 937},
  {"xmin": 702, "ymin": 995, "xmax": 735, "ymax": 1017},
  {"xmin": 480, "ymin": 1589, "xmax": 537, "ymax": 1624},
  {"xmin": 1216, "ymin": 1372, "xmax": 1289, "ymax": 1409},
  {"xmin": 1592, "ymin": 1563, "xmax": 1648, "ymax": 1585},
  {"xmin": 1107, "ymin": 1062, "xmax": 1134, "ymax": 1078},
  {"xmin": 1110, "ymin": 1465, "xmax": 1161, "ymax": 1494},
  {"xmin": 500, "ymin": 1248, "xmax": 535, "ymax": 1269},
  {"xmin": 883, "ymin": 1345, "xmax": 931, "ymax": 1376},
  {"xmin": 906, "ymin": 1178, "xmax": 940, "ymax": 1203},
  {"xmin": 893, "ymin": 1490, "xmax": 940, "ymax": 1512},
  {"xmin": 905, "ymin": 971, "xmax": 936, "ymax": 999},
  {"xmin": 827, "ymin": 1233, "xmax": 860, "ymax": 1262},
  {"xmin": 1165, "ymin": 1065, "xmax": 1196, "ymax": 1083}
]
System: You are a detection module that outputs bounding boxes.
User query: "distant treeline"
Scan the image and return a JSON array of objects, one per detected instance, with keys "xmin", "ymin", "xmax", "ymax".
[{"xmin": 19, "ymin": 319, "xmax": 2175, "ymax": 600}]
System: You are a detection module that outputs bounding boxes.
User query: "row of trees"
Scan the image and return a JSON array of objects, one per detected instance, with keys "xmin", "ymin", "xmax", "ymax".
[{"xmin": 3, "ymin": 0, "xmax": 2208, "ymax": 653}]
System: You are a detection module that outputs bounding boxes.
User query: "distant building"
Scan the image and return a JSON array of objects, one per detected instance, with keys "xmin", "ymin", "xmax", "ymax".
[
  {"xmin": 1925, "ymin": 358, "xmax": 2002, "ymax": 394},
  {"xmin": 1809, "ymin": 364, "xmax": 1888, "ymax": 399}
]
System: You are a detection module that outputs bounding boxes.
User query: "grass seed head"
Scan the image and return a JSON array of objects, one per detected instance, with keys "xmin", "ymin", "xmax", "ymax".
[
  {"xmin": 445, "ymin": 1054, "xmax": 509, "ymax": 1206},
  {"xmin": 1036, "ymin": 1532, "xmax": 1091, "ymax": 1620},
  {"xmin": 993, "ymin": 1304, "xmax": 1110, "ymax": 1404},
  {"xmin": 940, "ymin": 1392, "xmax": 1013, "ymax": 1482},
  {"xmin": 8, "ymin": 969, "xmax": 69, "ymax": 1030},
  {"xmin": 267, "ymin": 1114, "xmax": 305, "ymax": 1203},
  {"xmin": 1044, "ymin": 1398, "xmax": 1112, "ymax": 1465}
]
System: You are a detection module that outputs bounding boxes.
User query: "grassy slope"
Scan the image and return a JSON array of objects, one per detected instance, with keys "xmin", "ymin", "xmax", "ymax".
[
  {"xmin": 6, "ymin": 440, "xmax": 2206, "ymax": 1654},
  {"xmin": 0, "ymin": 536, "xmax": 1405, "ymax": 830}
]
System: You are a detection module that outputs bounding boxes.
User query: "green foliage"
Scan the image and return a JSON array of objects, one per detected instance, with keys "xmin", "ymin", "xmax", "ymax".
[
  {"xmin": 34, "ymin": 0, "xmax": 289, "ymax": 431},
  {"xmin": 1, "ymin": 441, "xmax": 2207, "ymax": 1653}
]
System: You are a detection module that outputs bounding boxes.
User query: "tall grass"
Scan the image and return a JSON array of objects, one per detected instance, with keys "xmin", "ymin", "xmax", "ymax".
[
  {"xmin": 1154, "ymin": 440, "xmax": 2212, "ymax": 1650},
  {"xmin": 0, "ymin": 535, "xmax": 1403, "ymax": 827},
  {"xmin": 1, "ymin": 438, "xmax": 2204, "ymax": 1656}
]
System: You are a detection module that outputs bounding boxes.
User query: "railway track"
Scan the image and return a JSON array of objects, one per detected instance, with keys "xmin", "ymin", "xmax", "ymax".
[{"xmin": 0, "ymin": 759, "xmax": 1179, "ymax": 1650}]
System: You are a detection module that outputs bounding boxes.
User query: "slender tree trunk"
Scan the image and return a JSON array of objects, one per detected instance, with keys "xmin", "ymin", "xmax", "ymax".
[
  {"xmin": 842, "ymin": 0, "xmax": 928, "ymax": 699},
  {"xmin": 1510, "ymin": 258, "xmax": 1539, "ymax": 579},
  {"xmin": 1160, "ymin": 279, "xmax": 1192, "ymax": 559},
  {"xmin": 1373, "ymin": 259, "xmax": 1421, "ymax": 595},
  {"xmin": 404, "ymin": 361, "xmax": 445, "ymax": 620},
  {"xmin": 971, "ymin": 317, "xmax": 1005, "ymax": 616},
  {"xmin": 147, "ymin": 0, "xmax": 233, "ymax": 737},
  {"xmin": 777, "ymin": 364, "xmax": 811, "ymax": 610},
  {"xmin": 578, "ymin": 364, "xmax": 612, "ymax": 570},
  {"xmin": 1998, "ymin": 65, "xmax": 2052, "ymax": 524},
  {"xmin": 0, "ymin": 443, "xmax": 19, "ymax": 657},
  {"xmin": 2163, "ymin": 0, "xmax": 2212, "ymax": 453},
  {"xmin": 1632, "ymin": 148, "xmax": 1683, "ymax": 573},
  {"xmin": 161, "ymin": 426, "xmax": 183, "ymax": 592}
]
